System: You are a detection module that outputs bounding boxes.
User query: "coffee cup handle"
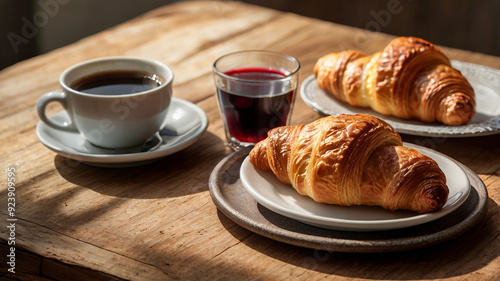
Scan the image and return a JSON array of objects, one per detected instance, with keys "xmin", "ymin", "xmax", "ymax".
[{"xmin": 36, "ymin": 91, "xmax": 78, "ymax": 132}]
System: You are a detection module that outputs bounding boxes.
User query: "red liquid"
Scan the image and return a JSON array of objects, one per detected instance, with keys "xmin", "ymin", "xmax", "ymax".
[{"xmin": 217, "ymin": 67, "xmax": 295, "ymax": 143}]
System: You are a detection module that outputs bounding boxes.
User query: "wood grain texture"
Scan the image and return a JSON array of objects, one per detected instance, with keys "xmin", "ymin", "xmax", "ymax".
[{"xmin": 0, "ymin": 1, "xmax": 499, "ymax": 280}]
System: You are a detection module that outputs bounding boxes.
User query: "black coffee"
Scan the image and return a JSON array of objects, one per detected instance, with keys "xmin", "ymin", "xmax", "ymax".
[{"xmin": 71, "ymin": 70, "xmax": 163, "ymax": 95}]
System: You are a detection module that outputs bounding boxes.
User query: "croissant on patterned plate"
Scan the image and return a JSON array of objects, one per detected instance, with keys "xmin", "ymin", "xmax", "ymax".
[
  {"xmin": 314, "ymin": 36, "xmax": 475, "ymax": 125},
  {"xmin": 249, "ymin": 114, "xmax": 449, "ymax": 214}
]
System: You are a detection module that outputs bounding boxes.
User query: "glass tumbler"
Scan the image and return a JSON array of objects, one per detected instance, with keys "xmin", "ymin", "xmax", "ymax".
[{"xmin": 213, "ymin": 50, "xmax": 300, "ymax": 150}]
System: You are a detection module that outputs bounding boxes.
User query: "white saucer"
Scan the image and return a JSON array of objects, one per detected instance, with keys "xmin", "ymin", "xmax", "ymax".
[
  {"xmin": 240, "ymin": 143, "xmax": 470, "ymax": 231},
  {"xmin": 36, "ymin": 97, "xmax": 208, "ymax": 167}
]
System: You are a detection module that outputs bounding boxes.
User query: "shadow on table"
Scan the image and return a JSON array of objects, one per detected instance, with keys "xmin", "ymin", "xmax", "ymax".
[
  {"xmin": 53, "ymin": 131, "xmax": 228, "ymax": 199},
  {"xmin": 14, "ymin": 132, "xmax": 229, "ymax": 241},
  {"xmin": 218, "ymin": 196, "xmax": 499, "ymax": 279}
]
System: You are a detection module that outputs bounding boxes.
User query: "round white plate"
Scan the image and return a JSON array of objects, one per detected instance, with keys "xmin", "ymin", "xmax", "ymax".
[
  {"xmin": 239, "ymin": 143, "xmax": 470, "ymax": 231},
  {"xmin": 300, "ymin": 60, "xmax": 500, "ymax": 137},
  {"xmin": 36, "ymin": 97, "xmax": 208, "ymax": 167}
]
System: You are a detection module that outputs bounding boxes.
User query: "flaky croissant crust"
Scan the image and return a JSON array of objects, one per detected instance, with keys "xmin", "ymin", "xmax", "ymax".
[
  {"xmin": 249, "ymin": 114, "xmax": 449, "ymax": 213},
  {"xmin": 314, "ymin": 37, "xmax": 476, "ymax": 125}
]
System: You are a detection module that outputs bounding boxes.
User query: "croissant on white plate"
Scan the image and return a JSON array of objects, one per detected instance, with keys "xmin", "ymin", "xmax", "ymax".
[
  {"xmin": 314, "ymin": 36, "xmax": 475, "ymax": 125},
  {"xmin": 249, "ymin": 114, "xmax": 449, "ymax": 214}
]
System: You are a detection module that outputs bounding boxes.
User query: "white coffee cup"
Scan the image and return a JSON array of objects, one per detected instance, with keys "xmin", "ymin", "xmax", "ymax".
[{"xmin": 36, "ymin": 57, "xmax": 173, "ymax": 149}]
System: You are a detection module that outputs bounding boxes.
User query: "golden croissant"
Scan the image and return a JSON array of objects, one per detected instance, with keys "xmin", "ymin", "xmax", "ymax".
[
  {"xmin": 249, "ymin": 114, "xmax": 449, "ymax": 214},
  {"xmin": 314, "ymin": 37, "xmax": 475, "ymax": 125}
]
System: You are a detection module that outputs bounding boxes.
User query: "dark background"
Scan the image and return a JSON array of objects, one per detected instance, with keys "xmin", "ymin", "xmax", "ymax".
[{"xmin": 2, "ymin": 0, "xmax": 499, "ymax": 70}]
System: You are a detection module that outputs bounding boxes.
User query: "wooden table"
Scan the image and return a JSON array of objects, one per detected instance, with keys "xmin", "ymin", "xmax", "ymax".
[{"xmin": 1, "ymin": 1, "xmax": 499, "ymax": 280}]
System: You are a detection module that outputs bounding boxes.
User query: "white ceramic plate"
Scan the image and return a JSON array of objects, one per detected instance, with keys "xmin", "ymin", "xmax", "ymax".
[
  {"xmin": 36, "ymin": 97, "xmax": 208, "ymax": 167},
  {"xmin": 300, "ymin": 60, "xmax": 500, "ymax": 137},
  {"xmin": 239, "ymin": 143, "xmax": 470, "ymax": 231}
]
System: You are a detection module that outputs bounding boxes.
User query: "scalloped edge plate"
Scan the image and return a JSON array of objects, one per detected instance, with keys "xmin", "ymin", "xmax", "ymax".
[{"xmin": 300, "ymin": 60, "xmax": 500, "ymax": 137}]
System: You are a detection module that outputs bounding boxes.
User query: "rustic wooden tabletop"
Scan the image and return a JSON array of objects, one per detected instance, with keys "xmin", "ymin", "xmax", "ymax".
[{"xmin": 1, "ymin": 1, "xmax": 499, "ymax": 280}]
